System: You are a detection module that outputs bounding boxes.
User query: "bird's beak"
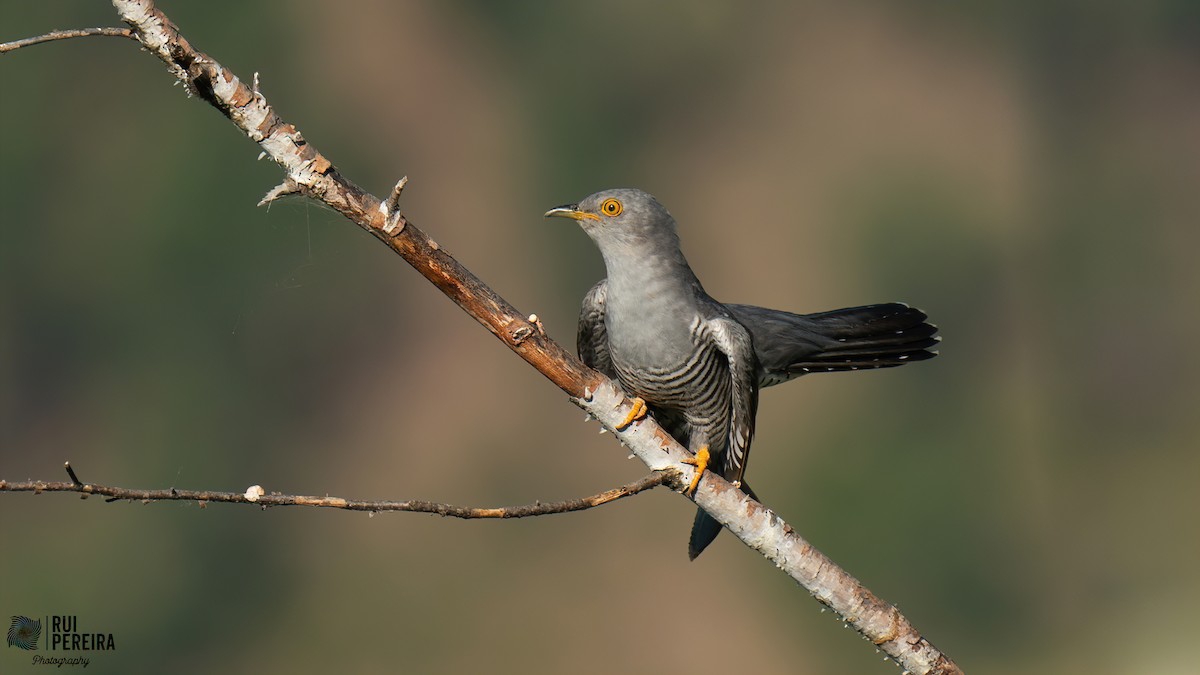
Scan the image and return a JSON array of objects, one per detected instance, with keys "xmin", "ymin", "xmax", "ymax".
[{"xmin": 544, "ymin": 204, "xmax": 600, "ymax": 221}]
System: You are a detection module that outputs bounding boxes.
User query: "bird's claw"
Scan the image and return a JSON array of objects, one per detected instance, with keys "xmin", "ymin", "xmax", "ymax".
[
  {"xmin": 681, "ymin": 446, "xmax": 710, "ymax": 495},
  {"xmin": 614, "ymin": 397, "xmax": 647, "ymax": 431}
]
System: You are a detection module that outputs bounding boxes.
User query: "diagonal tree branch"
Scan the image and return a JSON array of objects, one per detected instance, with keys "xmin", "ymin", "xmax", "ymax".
[
  {"xmin": 0, "ymin": 2, "xmax": 962, "ymax": 672},
  {"xmin": 0, "ymin": 463, "xmax": 671, "ymax": 518}
]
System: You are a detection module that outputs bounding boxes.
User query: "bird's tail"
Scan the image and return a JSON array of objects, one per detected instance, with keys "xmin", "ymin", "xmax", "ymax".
[
  {"xmin": 688, "ymin": 482, "xmax": 757, "ymax": 560},
  {"xmin": 789, "ymin": 303, "xmax": 938, "ymax": 371},
  {"xmin": 727, "ymin": 302, "xmax": 938, "ymax": 384},
  {"xmin": 688, "ymin": 510, "xmax": 722, "ymax": 561}
]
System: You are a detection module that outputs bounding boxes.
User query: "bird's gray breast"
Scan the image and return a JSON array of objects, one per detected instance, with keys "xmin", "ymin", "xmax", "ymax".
[
  {"xmin": 606, "ymin": 309, "xmax": 733, "ymax": 449},
  {"xmin": 604, "ymin": 298, "xmax": 695, "ymax": 367}
]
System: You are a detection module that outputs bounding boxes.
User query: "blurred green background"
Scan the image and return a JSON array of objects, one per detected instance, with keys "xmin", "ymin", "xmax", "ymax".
[{"xmin": 3, "ymin": 1, "xmax": 1199, "ymax": 673}]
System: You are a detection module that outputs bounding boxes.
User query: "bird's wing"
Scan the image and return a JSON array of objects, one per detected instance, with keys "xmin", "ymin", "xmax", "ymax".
[
  {"xmin": 577, "ymin": 279, "xmax": 618, "ymax": 379},
  {"xmin": 726, "ymin": 303, "xmax": 939, "ymax": 388},
  {"xmin": 703, "ymin": 312, "xmax": 760, "ymax": 485}
]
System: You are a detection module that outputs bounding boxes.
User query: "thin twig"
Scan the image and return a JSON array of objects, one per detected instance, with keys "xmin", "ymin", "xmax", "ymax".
[
  {"xmin": 0, "ymin": 27, "xmax": 137, "ymax": 54},
  {"xmin": 0, "ymin": 463, "xmax": 672, "ymax": 518},
  {"xmin": 64, "ymin": 461, "xmax": 83, "ymax": 486}
]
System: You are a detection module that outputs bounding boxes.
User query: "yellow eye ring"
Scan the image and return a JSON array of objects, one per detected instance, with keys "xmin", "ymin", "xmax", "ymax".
[{"xmin": 600, "ymin": 198, "xmax": 623, "ymax": 217}]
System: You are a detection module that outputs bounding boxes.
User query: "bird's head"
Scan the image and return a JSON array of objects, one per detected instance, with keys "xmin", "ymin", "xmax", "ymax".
[{"xmin": 544, "ymin": 188, "xmax": 679, "ymax": 255}]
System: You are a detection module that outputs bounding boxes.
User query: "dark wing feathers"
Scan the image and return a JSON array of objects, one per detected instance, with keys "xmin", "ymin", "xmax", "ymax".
[
  {"xmin": 689, "ymin": 308, "xmax": 761, "ymax": 562},
  {"xmin": 702, "ymin": 311, "xmax": 760, "ymax": 486},
  {"xmin": 577, "ymin": 280, "xmax": 617, "ymax": 379}
]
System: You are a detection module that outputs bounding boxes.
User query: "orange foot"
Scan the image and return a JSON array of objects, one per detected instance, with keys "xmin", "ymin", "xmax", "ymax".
[
  {"xmin": 681, "ymin": 446, "xmax": 710, "ymax": 495},
  {"xmin": 615, "ymin": 397, "xmax": 647, "ymax": 431}
]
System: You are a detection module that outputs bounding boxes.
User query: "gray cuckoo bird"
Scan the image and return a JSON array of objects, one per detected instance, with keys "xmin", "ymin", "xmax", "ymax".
[{"xmin": 546, "ymin": 188, "xmax": 938, "ymax": 559}]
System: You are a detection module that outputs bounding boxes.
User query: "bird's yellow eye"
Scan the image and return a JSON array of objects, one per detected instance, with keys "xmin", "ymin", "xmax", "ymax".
[{"xmin": 600, "ymin": 198, "xmax": 623, "ymax": 217}]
